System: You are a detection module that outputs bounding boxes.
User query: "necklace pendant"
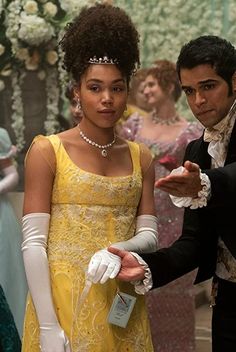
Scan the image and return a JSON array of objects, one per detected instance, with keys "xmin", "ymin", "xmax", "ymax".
[
  {"xmin": 77, "ymin": 124, "xmax": 116, "ymax": 156},
  {"xmin": 101, "ymin": 149, "xmax": 108, "ymax": 157}
]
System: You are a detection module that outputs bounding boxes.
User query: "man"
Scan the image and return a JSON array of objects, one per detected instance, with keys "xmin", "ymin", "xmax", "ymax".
[{"xmin": 109, "ymin": 35, "xmax": 236, "ymax": 352}]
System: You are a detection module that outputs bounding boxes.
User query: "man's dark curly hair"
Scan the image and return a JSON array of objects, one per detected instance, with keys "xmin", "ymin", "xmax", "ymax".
[
  {"xmin": 60, "ymin": 3, "xmax": 140, "ymax": 84},
  {"xmin": 177, "ymin": 35, "xmax": 236, "ymax": 94}
]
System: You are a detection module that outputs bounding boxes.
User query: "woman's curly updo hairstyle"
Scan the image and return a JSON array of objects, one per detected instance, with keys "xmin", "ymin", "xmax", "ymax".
[
  {"xmin": 60, "ymin": 4, "xmax": 140, "ymax": 84},
  {"xmin": 148, "ymin": 60, "xmax": 182, "ymax": 102}
]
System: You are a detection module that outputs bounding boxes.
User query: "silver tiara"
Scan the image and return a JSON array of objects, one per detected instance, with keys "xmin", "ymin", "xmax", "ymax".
[{"xmin": 88, "ymin": 55, "xmax": 119, "ymax": 65}]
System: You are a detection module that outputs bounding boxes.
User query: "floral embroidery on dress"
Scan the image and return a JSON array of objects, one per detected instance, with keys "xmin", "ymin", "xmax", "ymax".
[{"xmin": 22, "ymin": 134, "xmax": 154, "ymax": 352}]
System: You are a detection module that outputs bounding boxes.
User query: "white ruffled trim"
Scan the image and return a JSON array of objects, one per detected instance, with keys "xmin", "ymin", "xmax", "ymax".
[
  {"xmin": 130, "ymin": 252, "xmax": 153, "ymax": 295},
  {"xmin": 170, "ymin": 172, "xmax": 211, "ymax": 209}
]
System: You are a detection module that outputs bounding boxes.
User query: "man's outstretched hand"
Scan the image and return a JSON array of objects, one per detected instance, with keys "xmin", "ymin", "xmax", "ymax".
[
  {"xmin": 108, "ymin": 247, "xmax": 145, "ymax": 282},
  {"xmin": 155, "ymin": 161, "xmax": 202, "ymax": 197}
]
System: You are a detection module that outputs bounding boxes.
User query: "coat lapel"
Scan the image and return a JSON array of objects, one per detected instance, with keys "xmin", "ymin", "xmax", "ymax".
[
  {"xmin": 190, "ymin": 135, "xmax": 211, "ymax": 169},
  {"xmin": 225, "ymin": 119, "xmax": 236, "ymax": 164}
]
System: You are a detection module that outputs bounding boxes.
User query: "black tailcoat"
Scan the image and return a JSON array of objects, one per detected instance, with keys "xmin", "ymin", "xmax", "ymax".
[{"xmin": 142, "ymin": 120, "xmax": 236, "ymax": 288}]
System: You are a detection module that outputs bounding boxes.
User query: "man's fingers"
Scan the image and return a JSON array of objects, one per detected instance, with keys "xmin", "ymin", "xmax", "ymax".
[
  {"xmin": 156, "ymin": 179, "xmax": 187, "ymax": 191},
  {"xmin": 158, "ymin": 186, "xmax": 178, "ymax": 194},
  {"xmin": 108, "ymin": 246, "xmax": 126, "ymax": 258},
  {"xmin": 184, "ymin": 160, "xmax": 200, "ymax": 172},
  {"xmin": 158, "ymin": 174, "xmax": 189, "ymax": 185}
]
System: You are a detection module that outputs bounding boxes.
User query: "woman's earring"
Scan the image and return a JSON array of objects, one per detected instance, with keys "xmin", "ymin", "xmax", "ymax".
[{"xmin": 76, "ymin": 100, "xmax": 82, "ymax": 111}]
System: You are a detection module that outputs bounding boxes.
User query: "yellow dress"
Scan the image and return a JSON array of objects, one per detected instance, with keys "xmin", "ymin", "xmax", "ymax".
[{"xmin": 22, "ymin": 135, "xmax": 154, "ymax": 352}]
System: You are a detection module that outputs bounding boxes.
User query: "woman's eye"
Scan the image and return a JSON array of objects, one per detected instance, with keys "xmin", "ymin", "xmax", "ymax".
[
  {"xmin": 89, "ymin": 85, "xmax": 100, "ymax": 92},
  {"xmin": 113, "ymin": 86, "xmax": 125, "ymax": 92}
]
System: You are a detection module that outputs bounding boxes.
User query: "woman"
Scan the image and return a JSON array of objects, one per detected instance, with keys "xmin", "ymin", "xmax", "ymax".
[
  {"xmin": 116, "ymin": 68, "xmax": 150, "ymax": 134},
  {"xmin": 128, "ymin": 68, "xmax": 150, "ymax": 114},
  {"xmin": 126, "ymin": 67, "xmax": 151, "ymax": 118},
  {"xmin": 21, "ymin": 4, "xmax": 158, "ymax": 352},
  {"xmin": 0, "ymin": 127, "xmax": 27, "ymax": 348},
  {"xmin": 120, "ymin": 60, "xmax": 203, "ymax": 351}
]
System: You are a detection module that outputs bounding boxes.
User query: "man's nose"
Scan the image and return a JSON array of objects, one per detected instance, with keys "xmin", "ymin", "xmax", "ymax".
[{"xmin": 195, "ymin": 91, "xmax": 206, "ymax": 107}]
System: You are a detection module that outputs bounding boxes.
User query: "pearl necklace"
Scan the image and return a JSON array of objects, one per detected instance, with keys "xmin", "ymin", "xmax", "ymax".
[
  {"xmin": 151, "ymin": 111, "xmax": 180, "ymax": 125},
  {"xmin": 77, "ymin": 124, "xmax": 116, "ymax": 157}
]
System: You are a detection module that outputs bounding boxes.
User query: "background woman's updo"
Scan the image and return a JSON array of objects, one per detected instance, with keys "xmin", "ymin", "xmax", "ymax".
[
  {"xmin": 148, "ymin": 60, "xmax": 182, "ymax": 102},
  {"xmin": 60, "ymin": 4, "xmax": 140, "ymax": 83}
]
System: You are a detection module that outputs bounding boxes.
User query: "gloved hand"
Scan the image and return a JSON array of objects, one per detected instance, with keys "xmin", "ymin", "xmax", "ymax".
[
  {"xmin": 87, "ymin": 249, "xmax": 121, "ymax": 284},
  {"xmin": 40, "ymin": 323, "xmax": 71, "ymax": 352}
]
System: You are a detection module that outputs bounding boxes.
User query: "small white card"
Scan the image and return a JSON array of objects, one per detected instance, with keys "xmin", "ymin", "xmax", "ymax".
[{"xmin": 107, "ymin": 291, "xmax": 136, "ymax": 328}]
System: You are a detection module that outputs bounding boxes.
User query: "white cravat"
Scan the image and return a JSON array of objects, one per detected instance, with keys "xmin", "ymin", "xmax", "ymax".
[{"xmin": 203, "ymin": 104, "xmax": 236, "ymax": 167}]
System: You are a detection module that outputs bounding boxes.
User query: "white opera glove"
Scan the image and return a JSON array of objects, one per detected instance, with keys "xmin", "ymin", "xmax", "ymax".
[
  {"xmin": 22, "ymin": 213, "xmax": 71, "ymax": 352},
  {"xmin": 87, "ymin": 249, "xmax": 121, "ymax": 284},
  {"xmin": 40, "ymin": 324, "xmax": 70, "ymax": 352},
  {"xmin": 87, "ymin": 215, "xmax": 158, "ymax": 284},
  {"xmin": 112, "ymin": 214, "xmax": 158, "ymax": 253},
  {"xmin": 114, "ymin": 214, "xmax": 158, "ymax": 294},
  {"xmin": 0, "ymin": 165, "xmax": 19, "ymax": 194}
]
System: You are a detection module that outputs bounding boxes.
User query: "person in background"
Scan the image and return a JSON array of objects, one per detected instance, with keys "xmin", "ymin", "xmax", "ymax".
[
  {"xmin": 21, "ymin": 4, "xmax": 158, "ymax": 351},
  {"xmin": 0, "ymin": 127, "xmax": 27, "ymax": 349},
  {"xmin": 127, "ymin": 67, "xmax": 150, "ymax": 115},
  {"xmin": 56, "ymin": 82, "xmax": 81, "ymax": 133},
  {"xmin": 119, "ymin": 60, "xmax": 202, "ymax": 351},
  {"xmin": 116, "ymin": 68, "xmax": 149, "ymax": 134},
  {"xmin": 109, "ymin": 35, "xmax": 236, "ymax": 352}
]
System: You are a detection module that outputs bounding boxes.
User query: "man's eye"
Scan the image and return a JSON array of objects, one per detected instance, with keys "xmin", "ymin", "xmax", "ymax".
[
  {"xmin": 203, "ymin": 84, "xmax": 215, "ymax": 90},
  {"xmin": 183, "ymin": 88, "xmax": 193, "ymax": 96}
]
